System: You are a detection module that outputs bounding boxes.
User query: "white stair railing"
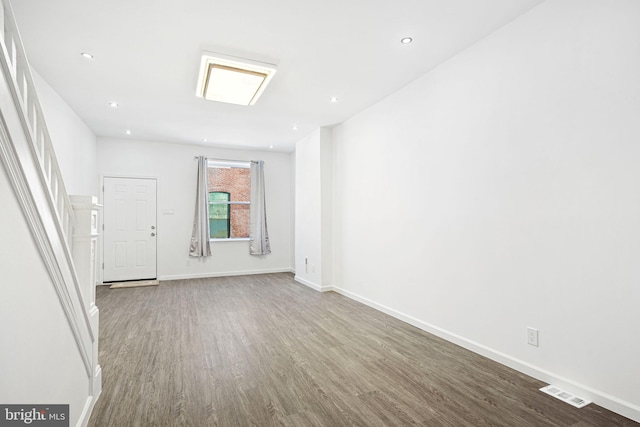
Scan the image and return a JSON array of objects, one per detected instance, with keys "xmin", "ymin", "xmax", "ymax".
[
  {"xmin": 0, "ymin": 0, "xmax": 100, "ymax": 411},
  {"xmin": 0, "ymin": 0, "xmax": 75, "ymax": 247}
]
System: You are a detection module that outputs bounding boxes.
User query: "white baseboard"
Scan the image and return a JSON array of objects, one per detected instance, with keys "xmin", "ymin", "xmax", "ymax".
[
  {"xmin": 294, "ymin": 275, "xmax": 321, "ymax": 291},
  {"xmin": 77, "ymin": 366, "xmax": 101, "ymax": 427},
  {"xmin": 329, "ymin": 285, "xmax": 640, "ymax": 423},
  {"xmin": 293, "ymin": 275, "xmax": 334, "ymax": 292},
  {"xmin": 159, "ymin": 268, "xmax": 293, "ymax": 282},
  {"xmin": 78, "ymin": 396, "xmax": 93, "ymax": 427},
  {"xmin": 92, "ymin": 365, "xmax": 102, "ymax": 398}
]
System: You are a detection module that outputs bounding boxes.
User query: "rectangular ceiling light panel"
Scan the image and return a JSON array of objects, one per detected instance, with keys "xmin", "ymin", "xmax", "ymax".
[{"xmin": 196, "ymin": 53, "xmax": 277, "ymax": 106}]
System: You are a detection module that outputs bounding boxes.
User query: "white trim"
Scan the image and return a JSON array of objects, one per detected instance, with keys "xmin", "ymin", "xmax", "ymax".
[
  {"xmin": 93, "ymin": 365, "xmax": 102, "ymax": 397},
  {"xmin": 77, "ymin": 396, "xmax": 93, "ymax": 427},
  {"xmin": 294, "ymin": 275, "xmax": 320, "ymax": 291},
  {"xmin": 0, "ymin": 0, "xmax": 76, "ymax": 251},
  {"xmin": 160, "ymin": 268, "xmax": 292, "ymax": 281},
  {"xmin": 100, "ymin": 173, "xmax": 160, "ymax": 181},
  {"xmin": 329, "ymin": 284, "xmax": 640, "ymax": 423},
  {"xmin": 77, "ymin": 365, "xmax": 101, "ymax": 427},
  {"xmin": 0, "ymin": 89, "xmax": 93, "ymax": 376},
  {"xmin": 208, "ymin": 159, "xmax": 251, "ymax": 168},
  {"xmin": 87, "ymin": 304, "xmax": 101, "ymax": 397},
  {"xmin": 293, "ymin": 275, "xmax": 334, "ymax": 292},
  {"xmin": 2, "ymin": 6, "xmax": 99, "ymax": 425}
]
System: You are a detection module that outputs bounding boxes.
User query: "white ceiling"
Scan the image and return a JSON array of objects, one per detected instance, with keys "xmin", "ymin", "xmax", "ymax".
[{"xmin": 11, "ymin": 0, "xmax": 542, "ymax": 152}]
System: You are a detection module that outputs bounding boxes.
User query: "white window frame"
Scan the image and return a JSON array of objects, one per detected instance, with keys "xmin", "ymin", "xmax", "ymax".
[{"xmin": 207, "ymin": 159, "xmax": 251, "ymax": 242}]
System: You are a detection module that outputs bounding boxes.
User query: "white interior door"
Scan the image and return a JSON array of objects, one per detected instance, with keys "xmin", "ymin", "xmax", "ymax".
[{"xmin": 103, "ymin": 177, "xmax": 157, "ymax": 282}]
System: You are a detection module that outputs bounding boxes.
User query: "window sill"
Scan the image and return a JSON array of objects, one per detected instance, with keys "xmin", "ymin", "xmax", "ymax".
[{"xmin": 210, "ymin": 238, "xmax": 250, "ymax": 242}]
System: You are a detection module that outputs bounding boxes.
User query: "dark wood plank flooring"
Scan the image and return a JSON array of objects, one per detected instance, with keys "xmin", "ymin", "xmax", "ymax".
[{"xmin": 88, "ymin": 273, "xmax": 637, "ymax": 426}]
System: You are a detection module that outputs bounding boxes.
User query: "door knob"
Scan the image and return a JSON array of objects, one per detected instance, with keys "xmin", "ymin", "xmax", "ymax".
[
  {"xmin": 151, "ymin": 226, "xmax": 156, "ymax": 230},
  {"xmin": 151, "ymin": 232, "xmax": 156, "ymax": 237}
]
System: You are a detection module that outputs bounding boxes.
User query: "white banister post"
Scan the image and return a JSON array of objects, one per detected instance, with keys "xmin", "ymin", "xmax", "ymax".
[
  {"xmin": 70, "ymin": 195, "xmax": 101, "ymax": 306},
  {"xmin": 70, "ymin": 195, "xmax": 103, "ymax": 399}
]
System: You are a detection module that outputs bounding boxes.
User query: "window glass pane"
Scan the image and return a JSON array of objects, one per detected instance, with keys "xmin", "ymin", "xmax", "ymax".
[
  {"xmin": 209, "ymin": 218, "xmax": 229, "ymax": 238},
  {"xmin": 209, "ymin": 192, "xmax": 230, "ymax": 202},
  {"xmin": 209, "ymin": 203, "xmax": 229, "ymax": 220},
  {"xmin": 209, "ymin": 192, "xmax": 230, "ymax": 238}
]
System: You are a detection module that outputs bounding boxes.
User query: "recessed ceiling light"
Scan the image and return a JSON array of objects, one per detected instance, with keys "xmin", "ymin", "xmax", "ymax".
[
  {"xmin": 292, "ymin": 125, "xmax": 298, "ymax": 131},
  {"xmin": 80, "ymin": 52, "xmax": 94, "ymax": 59},
  {"xmin": 196, "ymin": 52, "xmax": 277, "ymax": 106},
  {"xmin": 330, "ymin": 97, "xmax": 338, "ymax": 103},
  {"xmin": 108, "ymin": 101, "xmax": 119, "ymax": 108},
  {"xmin": 203, "ymin": 138, "xmax": 208, "ymax": 142},
  {"xmin": 269, "ymin": 145, "xmax": 274, "ymax": 149},
  {"xmin": 125, "ymin": 130, "xmax": 131, "ymax": 135},
  {"xmin": 401, "ymin": 37, "xmax": 413, "ymax": 44}
]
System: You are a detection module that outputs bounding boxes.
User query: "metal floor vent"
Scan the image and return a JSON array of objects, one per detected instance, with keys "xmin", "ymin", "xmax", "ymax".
[{"xmin": 540, "ymin": 385, "xmax": 591, "ymax": 409}]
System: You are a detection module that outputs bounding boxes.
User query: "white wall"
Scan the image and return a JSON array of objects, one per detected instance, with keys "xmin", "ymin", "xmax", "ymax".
[
  {"xmin": 0, "ymin": 166, "xmax": 89, "ymax": 427},
  {"xmin": 1, "ymin": 51, "xmax": 98, "ymax": 426},
  {"xmin": 97, "ymin": 138, "xmax": 293, "ymax": 280},
  {"xmin": 295, "ymin": 130, "xmax": 322, "ymax": 288},
  {"xmin": 290, "ymin": 151, "xmax": 297, "ymax": 269},
  {"xmin": 320, "ymin": 128, "xmax": 333, "ymax": 288},
  {"xmin": 331, "ymin": 0, "xmax": 640, "ymax": 421},
  {"xmin": 32, "ymin": 70, "xmax": 98, "ymax": 196},
  {"xmin": 294, "ymin": 128, "xmax": 333, "ymax": 290}
]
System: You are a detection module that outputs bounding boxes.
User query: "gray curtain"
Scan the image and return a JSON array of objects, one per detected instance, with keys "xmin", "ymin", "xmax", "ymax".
[
  {"xmin": 249, "ymin": 160, "xmax": 271, "ymax": 255},
  {"xmin": 189, "ymin": 156, "xmax": 211, "ymax": 257}
]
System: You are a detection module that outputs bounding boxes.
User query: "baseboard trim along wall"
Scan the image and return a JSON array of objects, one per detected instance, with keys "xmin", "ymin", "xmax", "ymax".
[
  {"xmin": 159, "ymin": 268, "xmax": 292, "ymax": 282},
  {"xmin": 327, "ymin": 285, "xmax": 640, "ymax": 423},
  {"xmin": 78, "ymin": 379, "xmax": 101, "ymax": 427},
  {"xmin": 293, "ymin": 276, "xmax": 333, "ymax": 292}
]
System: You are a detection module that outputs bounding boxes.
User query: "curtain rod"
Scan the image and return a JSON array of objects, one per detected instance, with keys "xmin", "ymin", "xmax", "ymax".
[{"xmin": 193, "ymin": 156, "xmax": 256, "ymax": 163}]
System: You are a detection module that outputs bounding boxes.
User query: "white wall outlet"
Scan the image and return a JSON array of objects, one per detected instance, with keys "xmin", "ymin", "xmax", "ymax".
[
  {"xmin": 527, "ymin": 327, "xmax": 539, "ymax": 347},
  {"xmin": 186, "ymin": 259, "xmax": 191, "ymax": 267}
]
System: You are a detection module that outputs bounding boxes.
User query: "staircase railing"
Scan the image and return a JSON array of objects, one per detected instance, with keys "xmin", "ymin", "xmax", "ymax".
[
  {"xmin": 0, "ymin": 0, "xmax": 100, "ymax": 408},
  {"xmin": 0, "ymin": 1, "xmax": 75, "ymax": 248}
]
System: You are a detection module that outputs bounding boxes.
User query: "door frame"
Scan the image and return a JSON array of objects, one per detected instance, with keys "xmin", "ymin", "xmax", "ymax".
[{"xmin": 99, "ymin": 174, "xmax": 159, "ymax": 284}]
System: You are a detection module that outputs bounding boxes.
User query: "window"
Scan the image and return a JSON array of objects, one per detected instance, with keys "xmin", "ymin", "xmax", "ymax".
[
  {"xmin": 209, "ymin": 192, "xmax": 230, "ymax": 238},
  {"xmin": 207, "ymin": 160, "xmax": 251, "ymax": 240}
]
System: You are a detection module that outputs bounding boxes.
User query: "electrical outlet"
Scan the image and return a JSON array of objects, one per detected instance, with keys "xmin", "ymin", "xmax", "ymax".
[
  {"xmin": 527, "ymin": 327, "xmax": 539, "ymax": 347},
  {"xmin": 186, "ymin": 260, "xmax": 191, "ymax": 267},
  {"xmin": 305, "ymin": 257, "xmax": 309, "ymax": 274}
]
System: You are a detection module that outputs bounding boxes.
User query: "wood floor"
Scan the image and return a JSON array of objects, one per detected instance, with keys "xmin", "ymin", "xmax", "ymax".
[{"xmin": 89, "ymin": 273, "xmax": 636, "ymax": 426}]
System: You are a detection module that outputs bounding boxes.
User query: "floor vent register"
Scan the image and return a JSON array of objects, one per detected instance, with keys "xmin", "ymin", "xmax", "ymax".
[{"xmin": 540, "ymin": 385, "xmax": 591, "ymax": 409}]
